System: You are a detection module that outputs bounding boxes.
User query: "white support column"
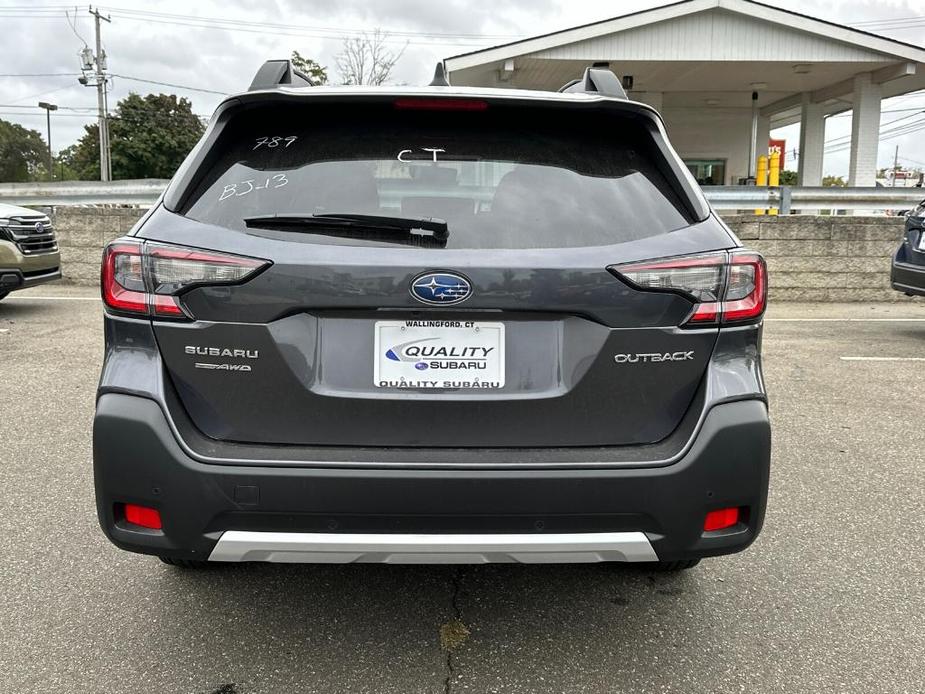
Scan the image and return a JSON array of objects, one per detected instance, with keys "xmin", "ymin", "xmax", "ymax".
[
  {"xmin": 798, "ymin": 93, "xmax": 825, "ymax": 187},
  {"xmin": 848, "ymin": 73, "xmax": 881, "ymax": 187}
]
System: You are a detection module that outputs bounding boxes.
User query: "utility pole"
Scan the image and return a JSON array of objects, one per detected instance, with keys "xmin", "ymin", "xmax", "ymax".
[
  {"xmin": 891, "ymin": 145, "xmax": 899, "ymax": 188},
  {"xmin": 38, "ymin": 102, "xmax": 57, "ymax": 181},
  {"xmin": 79, "ymin": 7, "xmax": 112, "ymax": 181}
]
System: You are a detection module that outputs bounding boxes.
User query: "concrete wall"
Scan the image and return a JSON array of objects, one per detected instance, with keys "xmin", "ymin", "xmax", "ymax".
[
  {"xmin": 727, "ymin": 214, "xmax": 904, "ymax": 302},
  {"xmin": 50, "ymin": 206, "xmax": 906, "ymax": 302},
  {"xmin": 52, "ymin": 207, "xmax": 146, "ymax": 285}
]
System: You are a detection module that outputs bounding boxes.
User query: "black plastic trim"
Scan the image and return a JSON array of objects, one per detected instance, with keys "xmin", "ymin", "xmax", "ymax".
[{"xmin": 93, "ymin": 393, "xmax": 771, "ymax": 562}]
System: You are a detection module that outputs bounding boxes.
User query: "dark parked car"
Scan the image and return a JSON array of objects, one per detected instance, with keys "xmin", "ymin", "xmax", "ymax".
[
  {"xmin": 891, "ymin": 200, "xmax": 925, "ymax": 296},
  {"xmin": 93, "ymin": 62, "xmax": 770, "ymax": 570}
]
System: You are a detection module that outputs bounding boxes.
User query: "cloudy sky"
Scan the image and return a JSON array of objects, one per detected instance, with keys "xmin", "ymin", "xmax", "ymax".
[{"xmin": 1, "ymin": 0, "xmax": 923, "ymax": 177}]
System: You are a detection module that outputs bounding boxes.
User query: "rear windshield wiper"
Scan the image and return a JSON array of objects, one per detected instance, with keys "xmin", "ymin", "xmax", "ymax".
[{"xmin": 244, "ymin": 213, "xmax": 449, "ymax": 244}]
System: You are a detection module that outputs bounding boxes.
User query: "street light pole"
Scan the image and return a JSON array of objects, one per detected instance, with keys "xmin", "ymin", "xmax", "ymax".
[{"xmin": 38, "ymin": 101, "xmax": 58, "ymax": 181}]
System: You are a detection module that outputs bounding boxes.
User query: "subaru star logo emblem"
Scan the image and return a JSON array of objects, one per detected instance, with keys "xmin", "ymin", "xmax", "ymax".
[{"xmin": 410, "ymin": 271, "xmax": 472, "ymax": 305}]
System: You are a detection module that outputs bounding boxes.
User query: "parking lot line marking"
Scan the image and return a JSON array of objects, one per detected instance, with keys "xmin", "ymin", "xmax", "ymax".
[
  {"xmin": 840, "ymin": 356, "xmax": 925, "ymax": 361},
  {"xmin": 4, "ymin": 295, "xmax": 100, "ymax": 301}
]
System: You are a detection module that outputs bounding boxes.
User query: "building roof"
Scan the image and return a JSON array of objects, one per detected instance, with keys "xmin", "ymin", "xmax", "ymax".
[
  {"xmin": 447, "ymin": 0, "xmax": 925, "ymax": 68},
  {"xmin": 445, "ymin": 0, "xmax": 925, "ymax": 119}
]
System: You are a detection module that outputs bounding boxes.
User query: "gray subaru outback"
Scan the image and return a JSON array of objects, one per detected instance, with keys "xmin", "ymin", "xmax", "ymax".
[{"xmin": 93, "ymin": 62, "xmax": 770, "ymax": 570}]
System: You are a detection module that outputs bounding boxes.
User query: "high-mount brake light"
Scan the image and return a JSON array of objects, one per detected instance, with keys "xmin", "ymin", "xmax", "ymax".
[
  {"xmin": 393, "ymin": 97, "xmax": 488, "ymax": 111},
  {"xmin": 101, "ymin": 239, "xmax": 268, "ymax": 319},
  {"xmin": 609, "ymin": 251, "xmax": 767, "ymax": 327}
]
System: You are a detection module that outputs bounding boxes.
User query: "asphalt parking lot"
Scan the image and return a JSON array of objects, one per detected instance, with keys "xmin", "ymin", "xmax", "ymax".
[{"xmin": 1, "ymin": 286, "xmax": 923, "ymax": 694}]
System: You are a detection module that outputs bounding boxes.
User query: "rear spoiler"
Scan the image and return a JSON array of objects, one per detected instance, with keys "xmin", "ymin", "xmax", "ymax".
[
  {"xmin": 248, "ymin": 59, "xmax": 314, "ymax": 91},
  {"xmin": 559, "ymin": 64, "xmax": 628, "ymax": 99}
]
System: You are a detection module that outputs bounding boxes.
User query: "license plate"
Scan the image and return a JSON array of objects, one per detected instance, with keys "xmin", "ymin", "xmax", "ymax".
[{"xmin": 374, "ymin": 320, "xmax": 505, "ymax": 389}]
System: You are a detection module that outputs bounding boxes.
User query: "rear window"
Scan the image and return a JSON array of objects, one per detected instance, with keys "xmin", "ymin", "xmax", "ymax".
[{"xmin": 182, "ymin": 101, "xmax": 693, "ymax": 249}]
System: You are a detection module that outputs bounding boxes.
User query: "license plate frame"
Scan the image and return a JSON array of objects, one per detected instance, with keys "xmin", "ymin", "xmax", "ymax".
[{"xmin": 374, "ymin": 320, "xmax": 505, "ymax": 389}]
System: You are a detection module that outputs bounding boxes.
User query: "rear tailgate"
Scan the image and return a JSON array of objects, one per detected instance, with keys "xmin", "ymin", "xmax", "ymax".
[{"xmin": 142, "ymin": 93, "xmax": 732, "ymax": 448}]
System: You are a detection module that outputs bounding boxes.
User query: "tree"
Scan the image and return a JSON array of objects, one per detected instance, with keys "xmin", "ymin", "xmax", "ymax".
[
  {"xmin": 779, "ymin": 170, "xmax": 797, "ymax": 185},
  {"xmin": 290, "ymin": 51, "xmax": 328, "ymax": 86},
  {"xmin": 336, "ymin": 30, "xmax": 407, "ymax": 86},
  {"xmin": 0, "ymin": 119, "xmax": 47, "ymax": 182},
  {"xmin": 62, "ymin": 93, "xmax": 206, "ymax": 180},
  {"xmin": 822, "ymin": 175, "xmax": 846, "ymax": 187},
  {"xmin": 58, "ymin": 126, "xmax": 101, "ymax": 180}
]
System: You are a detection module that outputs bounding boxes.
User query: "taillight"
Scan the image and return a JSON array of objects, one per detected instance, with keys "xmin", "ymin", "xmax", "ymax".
[
  {"xmin": 101, "ymin": 241, "xmax": 147, "ymax": 315},
  {"xmin": 609, "ymin": 250, "xmax": 767, "ymax": 326},
  {"xmin": 723, "ymin": 252, "xmax": 767, "ymax": 323},
  {"xmin": 101, "ymin": 239, "xmax": 268, "ymax": 319}
]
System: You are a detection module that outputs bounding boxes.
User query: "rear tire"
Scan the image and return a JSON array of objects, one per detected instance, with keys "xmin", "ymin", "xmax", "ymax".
[
  {"xmin": 0, "ymin": 292, "xmax": 8, "ymax": 301},
  {"xmin": 158, "ymin": 556, "xmax": 211, "ymax": 569},
  {"xmin": 653, "ymin": 559, "xmax": 701, "ymax": 571}
]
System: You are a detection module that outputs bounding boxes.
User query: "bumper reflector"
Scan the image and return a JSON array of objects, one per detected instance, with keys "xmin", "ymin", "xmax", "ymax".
[
  {"xmin": 704, "ymin": 507, "xmax": 739, "ymax": 532},
  {"xmin": 124, "ymin": 504, "xmax": 162, "ymax": 530}
]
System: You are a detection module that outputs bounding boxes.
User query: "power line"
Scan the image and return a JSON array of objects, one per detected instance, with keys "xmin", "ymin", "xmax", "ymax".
[
  {"xmin": 825, "ymin": 119, "xmax": 925, "ymax": 154},
  {"xmin": 0, "ymin": 111, "xmax": 99, "ymax": 118},
  {"xmin": 897, "ymin": 154, "xmax": 925, "ymax": 168},
  {"xmin": 0, "ymin": 73, "xmax": 81, "ymax": 78},
  {"xmin": 103, "ymin": 14, "xmax": 509, "ymax": 46},
  {"xmin": 0, "ymin": 5, "xmax": 524, "ymax": 44},
  {"xmin": 848, "ymin": 15, "xmax": 925, "ymax": 27},
  {"xmin": 829, "ymin": 107, "xmax": 925, "ymax": 118},
  {"xmin": 65, "ymin": 6, "xmax": 89, "ymax": 47},
  {"xmin": 826, "ymin": 122, "xmax": 925, "ymax": 152},
  {"xmin": 100, "ymin": 6, "xmax": 522, "ymax": 39},
  {"xmin": 0, "ymin": 104, "xmax": 97, "ymax": 111},
  {"xmin": 7, "ymin": 83, "xmax": 79, "ymax": 105},
  {"xmin": 823, "ymin": 110, "xmax": 925, "ymax": 148},
  {"xmin": 110, "ymin": 74, "xmax": 227, "ymax": 96}
]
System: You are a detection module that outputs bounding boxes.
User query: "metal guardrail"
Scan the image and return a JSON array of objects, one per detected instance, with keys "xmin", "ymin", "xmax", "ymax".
[
  {"xmin": 0, "ymin": 179, "xmax": 168, "ymax": 206},
  {"xmin": 704, "ymin": 186, "xmax": 924, "ymax": 212},
  {"xmin": 0, "ymin": 179, "xmax": 922, "ymax": 212}
]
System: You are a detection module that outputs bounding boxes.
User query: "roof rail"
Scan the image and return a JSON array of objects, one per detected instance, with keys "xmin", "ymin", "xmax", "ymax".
[
  {"xmin": 558, "ymin": 64, "xmax": 627, "ymax": 99},
  {"xmin": 248, "ymin": 59, "xmax": 314, "ymax": 91}
]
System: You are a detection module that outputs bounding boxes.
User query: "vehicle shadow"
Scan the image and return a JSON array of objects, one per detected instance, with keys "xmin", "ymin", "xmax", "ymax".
[{"xmin": 146, "ymin": 560, "xmax": 704, "ymax": 692}]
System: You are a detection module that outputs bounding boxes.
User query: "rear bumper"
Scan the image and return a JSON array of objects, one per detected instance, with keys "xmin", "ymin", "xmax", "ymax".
[
  {"xmin": 93, "ymin": 393, "xmax": 771, "ymax": 564},
  {"xmin": 891, "ymin": 249, "xmax": 925, "ymax": 297}
]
